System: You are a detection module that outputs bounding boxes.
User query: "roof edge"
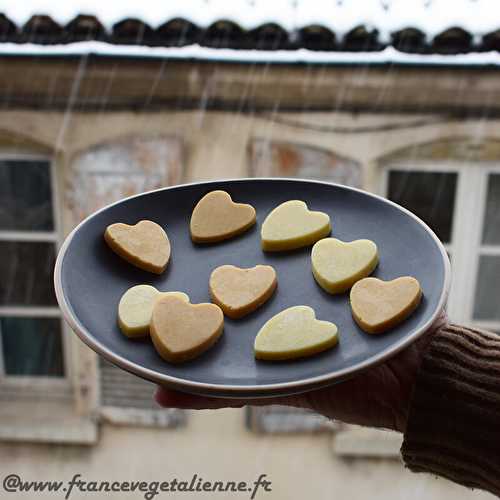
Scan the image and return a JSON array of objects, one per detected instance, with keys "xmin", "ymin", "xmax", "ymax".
[{"xmin": 1, "ymin": 42, "xmax": 500, "ymax": 68}]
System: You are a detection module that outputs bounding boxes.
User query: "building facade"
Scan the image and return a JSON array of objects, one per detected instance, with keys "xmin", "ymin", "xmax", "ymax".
[{"xmin": 0, "ymin": 1, "xmax": 498, "ymax": 498}]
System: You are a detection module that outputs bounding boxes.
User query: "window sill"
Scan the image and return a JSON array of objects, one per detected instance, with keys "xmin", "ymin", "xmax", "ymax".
[
  {"xmin": 331, "ymin": 426, "xmax": 402, "ymax": 458},
  {"xmin": 0, "ymin": 377, "xmax": 71, "ymax": 402},
  {"xmin": 246, "ymin": 406, "xmax": 338, "ymax": 433},
  {"xmin": 100, "ymin": 406, "xmax": 186, "ymax": 429},
  {"xmin": 0, "ymin": 399, "xmax": 97, "ymax": 445}
]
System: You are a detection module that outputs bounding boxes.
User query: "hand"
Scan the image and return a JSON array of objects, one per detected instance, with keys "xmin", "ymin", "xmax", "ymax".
[{"xmin": 155, "ymin": 311, "xmax": 448, "ymax": 433}]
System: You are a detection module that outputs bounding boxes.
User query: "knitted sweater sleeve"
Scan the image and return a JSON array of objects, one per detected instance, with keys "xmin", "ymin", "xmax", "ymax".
[{"xmin": 401, "ymin": 323, "xmax": 500, "ymax": 496}]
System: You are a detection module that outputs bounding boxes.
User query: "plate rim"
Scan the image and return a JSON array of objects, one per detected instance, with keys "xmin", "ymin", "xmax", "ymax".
[{"xmin": 54, "ymin": 177, "xmax": 451, "ymax": 397}]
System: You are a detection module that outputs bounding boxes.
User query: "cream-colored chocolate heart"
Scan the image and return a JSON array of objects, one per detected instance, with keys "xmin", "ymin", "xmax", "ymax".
[
  {"xmin": 190, "ymin": 190, "xmax": 256, "ymax": 243},
  {"xmin": 254, "ymin": 306, "xmax": 338, "ymax": 361},
  {"xmin": 209, "ymin": 265, "xmax": 277, "ymax": 319},
  {"xmin": 151, "ymin": 296, "xmax": 224, "ymax": 363},
  {"xmin": 104, "ymin": 220, "xmax": 170, "ymax": 274},
  {"xmin": 312, "ymin": 238, "xmax": 378, "ymax": 294},
  {"xmin": 117, "ymin": 285, "xmax": 189, "ymax": 338},
  {"xmin": 350, "ymin": 277, "xmax": 422, "ymax": 334},
  {"xmin": 261, "ymin": 200, "xmax": 331, "ymax": 251}
]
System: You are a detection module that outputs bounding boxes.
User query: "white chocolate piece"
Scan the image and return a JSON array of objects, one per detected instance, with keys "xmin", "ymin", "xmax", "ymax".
[
  {"xmin": 118, "ymin": 285, "xmax": 189, "ymax": 338},
  {"xmin": 311, "ymin": 238, "xmax": 378, "ymax": 294},
  {"xmin": 254, "ymin": 306, "xmax": 338, "ymax": 361},
  {"xmin": 350, "ymin": 277, "xmax": 422, "ymax": 334},
  {"xmin": 261, "ymin": 200, "xmax": 331, "ymax": 251}
]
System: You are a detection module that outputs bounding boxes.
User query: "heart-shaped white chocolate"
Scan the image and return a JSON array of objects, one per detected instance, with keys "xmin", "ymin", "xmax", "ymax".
[
  {"xmin": 209, "ymin": 264, "xmax": 277, "ymax": 319},
  {"xmin": 254, "ymin": 306, "xmax": 338, "ymax": 360},
  {"xmin": 312, "ymin": 238, "xmax": 378, "ymax": 294},
  {"xmin": 151, "ymin": 296, "xmax": 224, "ymax": 363},
  {"xmin": 117, "ymin": 285, "xmax": 189, "ymax": 338},
  {"xmin": 190, "ymin": 190, "xmax": 256, "ymax": 243},
  {"xmin": 350, "ymin": 277, "xmax": 422, "ymax": 334},
  {"xmin": 104, "ymin": 220, "xmax": 170, "ymax": 274},
  {"xmin": 261, "ymin": 200, "xmax": 331, "ymax": 251}
]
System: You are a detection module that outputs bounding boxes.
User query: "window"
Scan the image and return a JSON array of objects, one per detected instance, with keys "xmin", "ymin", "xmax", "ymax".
[
  {"xmin": 382, "ymin": 162, "xmax": 500, "ymax": 328},
  {"xmin": 0, "ymin": 155, "xmax": 66, "ymax": 382},
  {"xmin": 471, "ymin": 171, "xmax": 500, "ymax": 328},
  {"xmin": 386, "ymin": 168, "xmax": 458, "ymax": 272},
  {"xmin": 387, "ymin": 171, "xmax": 457, "ymax": 245}
]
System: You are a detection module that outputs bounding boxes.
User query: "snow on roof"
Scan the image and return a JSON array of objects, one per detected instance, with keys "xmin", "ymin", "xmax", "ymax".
[
  {"xmin": 1, "ymin": 0, "xmax": 499, "ymax": 42},
  {"xmin": 2, "ymin": 41, "xmax": 500, "ymax": 67}
]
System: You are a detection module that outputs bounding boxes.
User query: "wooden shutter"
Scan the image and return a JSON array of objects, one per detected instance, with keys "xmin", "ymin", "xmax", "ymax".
[
  {"xmin": 99, "ymin": 359, "xmax": 186, "ymax": 428},
  {"xmin": 66, "ymin": 135, "xmax": 185, "ymax": 427}
]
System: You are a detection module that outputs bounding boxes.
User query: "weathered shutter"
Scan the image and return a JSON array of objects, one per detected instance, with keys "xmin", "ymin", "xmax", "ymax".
[
  {"xmin": 99, "ymin": 359, "xmax": 186, "ymax": 427},
  {"xmin": 247, "ymin": 139, "xmax": 361, "ymax": 433},
  {"xmin": 67, "ymin": 135, "xmax": 185, "ymax": 427}
]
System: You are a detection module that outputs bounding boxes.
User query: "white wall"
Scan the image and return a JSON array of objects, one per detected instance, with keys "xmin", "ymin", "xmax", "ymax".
[
  {"xmin": 0, "ymin": 408, "xmax": 494, "ymax": 499},
  {"xmin": 0, "ymin": 109, "xmax": 497, "ymax": 500}
]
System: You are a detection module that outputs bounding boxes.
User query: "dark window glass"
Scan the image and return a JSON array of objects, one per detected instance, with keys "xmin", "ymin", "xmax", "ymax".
[
  {"xmin": 481, "ymin": 174, "xmax": 500, "ymax": 245},
  {"xmin": 388, "ymin": 171, "xmax": 457, "ymax": 243},
  {"xmin": 0, "ymin": 160, "xmax": 54, "ymax": 231},
  {"xmin": 473, "ymin": 255, "xmax": 500, "ymax": 321},
  {"xmin": 0, "ymin": 317, "xmax": 64, "ymax": 376},
  {"xmin": 0, "ymin": 241, "xmax": 57, "ymax": 306}
]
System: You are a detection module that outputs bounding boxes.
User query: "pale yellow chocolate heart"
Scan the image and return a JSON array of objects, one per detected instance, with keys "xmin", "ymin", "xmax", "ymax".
[
  {"xmin": 117, "ymin": 285, "xmax": 189, "ymax": 338},
  {"xmin": 261, "ymin": 200, "xmax": 331, "ymax": 251},
  {"xmin": 350, "ymin": 277, "xmax": 422, "ymax": 334},
  {"xmin": 104, "ymin": 220, "xmax": 170, "ymax": 274},
  {"xmin": 190, "ymin": 190, "xmax": 256, "ymax": 243},
  {"xmin": 254, "ymin": 306, "xmax": 338, "ymax": 361},
  {"xmin": 151, "ymin": 296, "xmax": 224, "ymax": 363},
  {"xmin": 209, "ymin": 265, "xmax": 277, "ymax": 319},
  {"xmin": 311, "ymin": 238, "xmax": 378, "ymax": 294}
]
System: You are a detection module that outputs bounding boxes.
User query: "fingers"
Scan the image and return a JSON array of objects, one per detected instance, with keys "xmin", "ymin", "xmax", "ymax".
[
  {"xmin": 155, "ymin": 386, "xmax": 303, "ymax": 410},
  {"xmin": 155, "ymin": 387, "xmax": 264, "ymax": 410},
  {"xmin": 155, "ymin": 387, "xmax": 240, "ymax": 409}
]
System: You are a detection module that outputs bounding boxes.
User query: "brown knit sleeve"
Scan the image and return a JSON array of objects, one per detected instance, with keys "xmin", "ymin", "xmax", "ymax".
[{"xmin": 401, "ymin": 324, "xmax": 500, "ymax": 496}]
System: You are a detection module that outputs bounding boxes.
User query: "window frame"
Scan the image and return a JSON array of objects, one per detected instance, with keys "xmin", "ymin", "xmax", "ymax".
[
  {"xmin": 380, "ymin": 160, "xmax": 500, "ymax": 328},
  {"xmin": 463, "ymin": 164, "xmax": 500, "ymax": 330},
  {"xmin": 0, "ymin": 151, "xmax": 71, "ymax": 392}
]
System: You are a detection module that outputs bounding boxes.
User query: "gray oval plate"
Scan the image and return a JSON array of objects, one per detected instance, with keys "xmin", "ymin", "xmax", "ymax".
[{"xmin": 54, "ymin": 178, "xmax": 450, "ymax": 398}]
